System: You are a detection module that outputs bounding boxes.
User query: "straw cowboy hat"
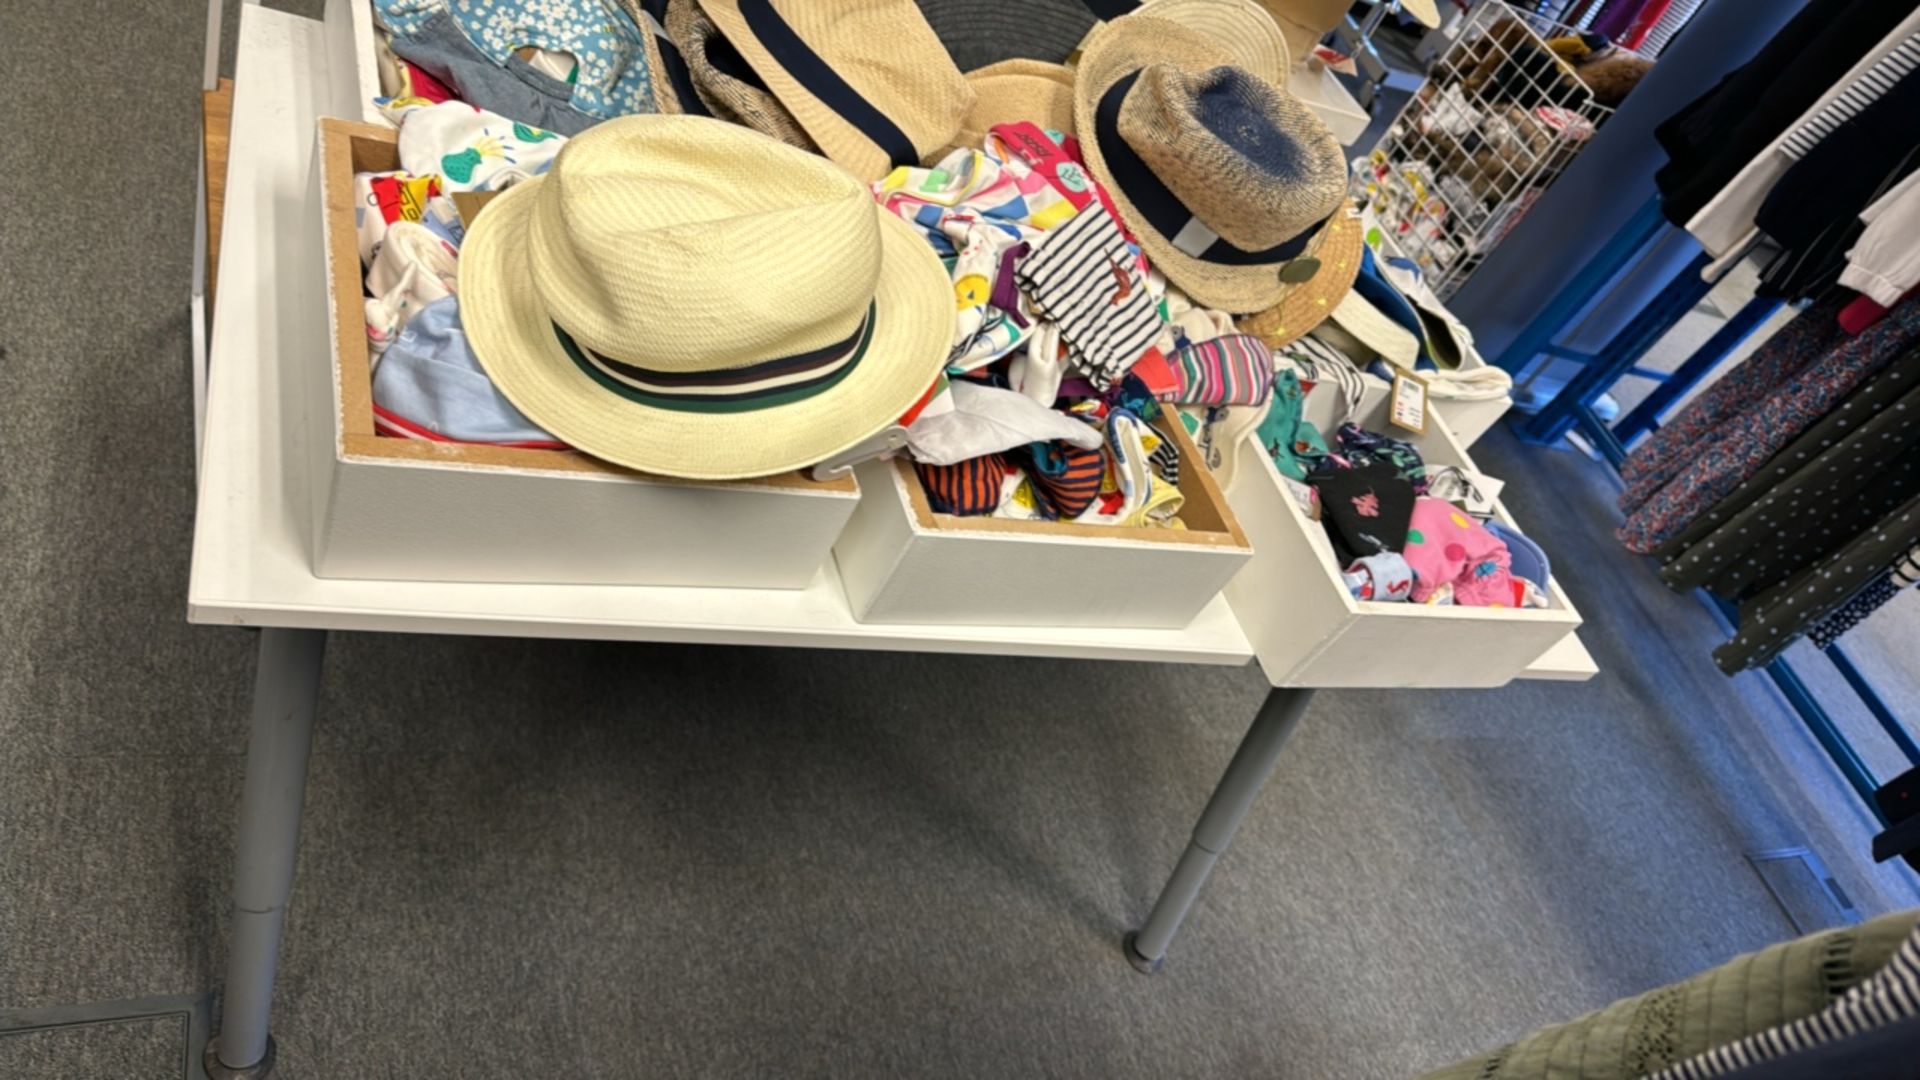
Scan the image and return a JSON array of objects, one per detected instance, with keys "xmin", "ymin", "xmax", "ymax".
[
  {"xmin": 461, "ymin": 115, "xmax": 953, "ymax": 480},
  {"xmin": 1265, "ymin": 0, "xmax": 1440, "ymax": 68},
  {"xmin": 1076, "ymin": 4, "xmax": 1361, "ymax": 315},
  {"xmin": 694, "ymin": 0, "xmax": 974, "ymax": 181}
]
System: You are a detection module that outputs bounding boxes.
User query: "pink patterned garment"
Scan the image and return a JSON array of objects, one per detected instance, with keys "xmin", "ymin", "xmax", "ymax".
[{"xmin": 1403, "ymin": 497, "xmax": 1518, "ymax": 606}]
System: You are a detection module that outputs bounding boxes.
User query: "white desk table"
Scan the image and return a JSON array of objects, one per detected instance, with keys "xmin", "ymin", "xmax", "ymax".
[{"xmin": 190, "ymin": 7, "xmax": 1594, "ymax": 1075}]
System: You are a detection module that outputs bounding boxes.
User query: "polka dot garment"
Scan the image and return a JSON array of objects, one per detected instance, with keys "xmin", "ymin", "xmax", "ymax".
[
  {"xmin": 1713, "ymin": 500, "xmax": 1920, "ymax": 673},
  {"xmin": 1652, "ymin": 354, "xmax": 1920, "ymax": 564},
  {"xmin": 1657, "ymin": 373, "xmax": 1920, "ymax": 600},
  {"xmin": 1618, "ymin": 292, "xmax": 1920, "ymax": 554}
]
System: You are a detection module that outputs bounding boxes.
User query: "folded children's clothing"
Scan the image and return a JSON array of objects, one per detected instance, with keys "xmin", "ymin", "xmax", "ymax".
[
  {"xmin": 1312, "ymin": 461, "xmax": 1416, "ymax": 564},
  {"xmin": 1404, "ymin": 496, "xmax": 1519, "ymax": 606}
]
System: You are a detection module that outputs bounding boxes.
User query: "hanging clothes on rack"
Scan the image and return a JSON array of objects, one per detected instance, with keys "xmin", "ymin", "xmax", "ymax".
[
  {"xmin": 1713, "ymin": 493, "xmax": 1920, "ymax": 673},
  {"xmin": 1751, "ymin": 66, "xmax": 1920, "ymax": 302},
  {"xmin": 1808, "ymin": 544, "xmax": 1920, "ymax": 649},
  {"xmin": 1842, "ymin": 172, "xmax": 1920, "ymax": 308},
  {"xmin": 1654, "ymin": 1, "xmax": 1920, "ymax": 253},
  {"xmin": 1618, "ymin": 293, "xmax": 1920, "ymax": 554},
  {"xmin": 1588, "ymin": 0, "xmax": 1671, "ymax": 52},
  {"xmin": 1654, "ymin": 352, "xmax": 1920, "ymax": 598},
  {"xmin": 1777, "ymin": 34, "xmax": 1920, "ymax": 163}
]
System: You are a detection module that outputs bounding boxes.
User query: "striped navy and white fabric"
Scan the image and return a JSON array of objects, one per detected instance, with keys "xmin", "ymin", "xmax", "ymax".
[
  {"xmin": 1148, "ymin": 421, "xmax": 1180, "ymax": 487},
  {"xmin": 1016, "ymin": 203, "xmax": 1166, "ymax": 391},
  {"xmin": 1780, "ymin": 33, "xmax": 1920, "ymax": 160},
  {"xmin": 1646, "ymin": 921, "xmax": 1920, "ymax": 1079},
  {"xmin": 1810, "ymin": 544, "xmax": 1920, "ymax": 649},
  {"xmin": 1279, "ymin": 335, "xmax": 1368, "ymax": 427}
]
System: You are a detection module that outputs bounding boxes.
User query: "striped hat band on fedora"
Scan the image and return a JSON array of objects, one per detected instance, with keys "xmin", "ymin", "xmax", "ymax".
[
  {"xmin": 699, "ymin": 0, "xmax": 974, "ymax": 181},
  {"xmin": 554, "ymin": 302, "xmax": 878, "ymax": 414},
  {"xmin": 459, "ymin": 115, "xmax": 953, "ymax": 480}
]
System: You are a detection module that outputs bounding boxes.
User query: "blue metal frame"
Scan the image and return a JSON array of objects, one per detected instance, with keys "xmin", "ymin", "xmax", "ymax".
[
  {"xmin": 1516, "ymin": 251, "xmax": 1716, "ymax": 445},
  {"xmin": 1698, "ymin": 596, "xmax": 1889, "ymax": 824},
  {"xmin": 1494, "ymin": 197, "xmax": 1671, "ymax": 372},
  {"xmin": 1613, "ymin": 296, "xmax": 1786, "ymax": 446},
  {"xmin": 1506, "ymin": 196, "xmax": 1914, "ymax": 832}
]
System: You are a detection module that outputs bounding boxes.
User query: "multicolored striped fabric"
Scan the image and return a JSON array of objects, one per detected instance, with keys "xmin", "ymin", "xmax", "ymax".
[
  {"xmin": 916, "ymin": 453, "xmax": 1010, "ymax": 516},
  {"xmin": 1024, "ymin": 442, "xmax": 1106, "ymax": 519},
  {"xmin": 1167, "ymin": 334, "xmax": 1275, "ymax": 406}
]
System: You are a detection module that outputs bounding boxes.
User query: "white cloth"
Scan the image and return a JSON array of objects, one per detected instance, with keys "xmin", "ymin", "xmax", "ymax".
[
  {"xmin": 1179, "ymin": 399, "xmax": 1270, "ymax": 492},
  {"xmin": 389, "ymin": 100, "xmax": 568, "ymax": 192},
  {"xmin": 904, "ymin": 380, "xmax": 1104, "ymax": 465},
  {"xmin": 1685, "ymin": 7, "xmax": 1920, "ymax": 257},
  {"xmin": 364, "ymin": 221, "xmax": 460, "ymax": 357},
  {"xmin": 1841, "ymin": 170, "xmax": 1920, "ymax": 306},
  {"xmin": 1156, "ymin": 278, "xmax": 1236, "ymax": 348},
  {"xmin": 1008, "ymin": 323, "xmax": 1069, "ymax": 406}
]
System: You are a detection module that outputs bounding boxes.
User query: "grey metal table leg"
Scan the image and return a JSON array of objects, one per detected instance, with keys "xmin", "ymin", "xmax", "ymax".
[
  {"xmin": 206, "ymin": 627, "xmax": 327, "ymax": 1079},
  {"xmin": 1125, "ymin": 685, "xmax": 1314, "ymax": 974}
]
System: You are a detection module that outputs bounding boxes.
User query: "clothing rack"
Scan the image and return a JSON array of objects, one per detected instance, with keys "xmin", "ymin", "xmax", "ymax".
[{"xmin": 1499, "ymin": 194, "xmax": 1917, "ymax": 828}]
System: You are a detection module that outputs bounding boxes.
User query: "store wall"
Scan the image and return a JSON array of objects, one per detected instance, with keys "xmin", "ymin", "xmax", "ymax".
[{"xmin": 1448, "ymin": 0, "xmax": 1811, "ymax": 371}]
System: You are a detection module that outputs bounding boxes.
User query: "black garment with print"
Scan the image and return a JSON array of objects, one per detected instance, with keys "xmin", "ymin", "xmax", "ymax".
[
  {"xmin": 1311, "ymin": 461, "xmax": 1415, "ymax": 566},
  {"xmin": 1714, "ymin": 496, "xmax": 1920, "ymax": 673},
  {"xmin": 1660, "ymin": 356, "xmax": 1920, "ymax": 601}
]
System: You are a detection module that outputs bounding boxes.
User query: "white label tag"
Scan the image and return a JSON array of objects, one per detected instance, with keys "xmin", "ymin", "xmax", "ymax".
[
  {"xmin": 1432, "ymin": 466, "xmax": 1505, "ymax": 517},
  {"xmin": 1389, "ymin": 370, "xmax": 1429, "ymax": 434},
  {"xmin": 1284, "ymin": 475, "xmax": 1319, "ymax": 520}
]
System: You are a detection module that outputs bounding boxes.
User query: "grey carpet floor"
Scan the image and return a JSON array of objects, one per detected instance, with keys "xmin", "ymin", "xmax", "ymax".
[
  {"xmin": 0, "ymin": 1019, "xmax": 184, "ymax": 1080},
  {"xmin": 2, "ymin": 2, "xmax": 1918, "ymax": 1078}
]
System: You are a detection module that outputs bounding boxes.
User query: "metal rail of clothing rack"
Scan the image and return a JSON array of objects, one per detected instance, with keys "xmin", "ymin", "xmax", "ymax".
[{"xmin": 1496, "ymin": 194, "xmax": 1918, "ymax": 828}]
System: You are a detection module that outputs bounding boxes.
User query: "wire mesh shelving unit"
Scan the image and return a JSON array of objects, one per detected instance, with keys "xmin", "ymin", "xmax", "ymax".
[{"xmin": 1354, "ymin": 1, "xmax": 1628, "ymax": 300}]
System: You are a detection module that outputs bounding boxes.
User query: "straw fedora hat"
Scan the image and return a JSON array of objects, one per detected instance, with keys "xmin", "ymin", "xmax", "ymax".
[
  {"xmin": 1076, "ymin": 7, "xmax": 1359, "ymax": 314},
  {"xmin": 1233, "ymin": 197, "xmax": 1365, "ymax": 347},
  {"xmin": 953, "ymin": 60, "xmax": 1078, "ymax": 150},
  {"xmin": 461, "ymin": 115, "xmax": 953, "ymax": 480},
  {"xmin": 658, "ymin": 0, "xmax": 817, "ymax": 151},
  {"xmin": 695, "ymin": 0, "xmax": 974, "ymax": 181},
  {"xmin": 1141, "ymin": 0, "xmax": 1293, "ymax": 79}
]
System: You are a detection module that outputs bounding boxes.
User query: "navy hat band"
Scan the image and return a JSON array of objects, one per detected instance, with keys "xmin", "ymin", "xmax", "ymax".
[{"xmin": 1094, "ymin": 70, "xmax": 1330, "ymax": 268}]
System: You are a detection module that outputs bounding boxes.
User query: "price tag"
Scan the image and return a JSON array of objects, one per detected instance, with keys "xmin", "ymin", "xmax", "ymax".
[
  {"xmin": 1388, "ymin": 370, "xmax": 1429, "ymax": 435},
  {"xmin": 1431, "ymin": 465, "xmax": 1506, "ymax": 518}
]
